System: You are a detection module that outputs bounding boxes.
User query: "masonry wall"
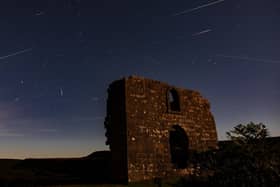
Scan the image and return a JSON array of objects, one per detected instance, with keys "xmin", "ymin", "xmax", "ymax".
[
  {"xmin": 104, "ymin": 79, "xmax": 128, "ymax": 182},
  {"xmin": 105, "ymin": 76, "xmax": 218, "ymax": 183}
]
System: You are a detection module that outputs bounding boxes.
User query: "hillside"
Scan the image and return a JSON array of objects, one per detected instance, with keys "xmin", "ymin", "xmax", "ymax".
[{"xmin": 0, "ymin": 151, "xmax": 111, "ymax": 186}]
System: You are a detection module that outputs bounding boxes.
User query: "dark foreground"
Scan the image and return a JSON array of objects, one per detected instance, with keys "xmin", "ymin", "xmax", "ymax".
[
  {"xmin": 1, "ymin": 138, "xmax": 280, "ymax": 187},
  {"xmin": 0, "ymin": 151, "xmax": 112, "ymax": 186}
]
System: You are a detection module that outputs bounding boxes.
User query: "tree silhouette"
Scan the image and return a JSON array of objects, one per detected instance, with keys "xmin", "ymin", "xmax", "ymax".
[
  {"xmin": 226, "ymin": 122, "xmax": 269, "ymax": 143},
  {"xmin": 212, "ymin": 122, "xmax": 280, "ymax": 187}
]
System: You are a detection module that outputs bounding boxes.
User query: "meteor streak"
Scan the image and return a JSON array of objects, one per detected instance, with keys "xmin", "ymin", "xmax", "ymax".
[
  {"xmin": 0, "ymin": 48, "xmax": 32, "ymax": 61},
  {"xmin": 192, "ymin": 29, "xmax": 212, "ymax": 36},
  {"xmin": 173, "ymin": 0, "xmax": 225, "ymax": 16},
  {"xmin": 216, "ymin": 54, "xmax": 280, "ymax": 64}
]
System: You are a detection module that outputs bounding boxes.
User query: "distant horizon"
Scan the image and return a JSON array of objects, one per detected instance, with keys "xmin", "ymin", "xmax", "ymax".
[{"xmin": 1, "ymin": 132, "xmax": 280, "ymax": 159}]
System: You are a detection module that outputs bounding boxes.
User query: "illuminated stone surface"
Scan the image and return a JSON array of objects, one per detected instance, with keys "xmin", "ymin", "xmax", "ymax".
[{"xmin": 104, "ymin": 76, "xmax": 218, "ymax": 182}]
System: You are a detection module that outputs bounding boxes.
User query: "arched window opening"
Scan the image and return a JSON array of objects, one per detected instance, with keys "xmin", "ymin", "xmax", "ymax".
[
  {"xmin": 169, "ymin": 125, "xmax": 189, "ymax": 169},
  {"xmin": 168, "ymin": 89, "xmax": 180, "ymax": 112}
]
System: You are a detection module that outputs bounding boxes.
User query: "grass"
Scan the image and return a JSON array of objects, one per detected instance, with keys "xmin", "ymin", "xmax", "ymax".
[
  {"xmin": 41, "ymin": 185, "xmax": 127, "ymax": 187},
  {"xmin": 28, "ymin": 184, "xmax": 171, "ymax": 187},
  {"xmin": 20, "ymin": 179, "xmax": 176, "ymax": 187}
]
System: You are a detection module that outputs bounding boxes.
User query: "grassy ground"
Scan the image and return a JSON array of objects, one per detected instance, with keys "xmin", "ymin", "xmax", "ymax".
[
  {"xmin": 24, "ymin": 183, "xmax": 172, "ymax": 187},
  {"xmin": 22, "ymin": 179, "xmax": 175, "ymax": 187},
  {"xmin": 42, "ymin": 184, "xmax": 171, "ymax": 187},
  {"xmin": 40, "ymin": 185, "xmax": 127, "ymax": 187}
]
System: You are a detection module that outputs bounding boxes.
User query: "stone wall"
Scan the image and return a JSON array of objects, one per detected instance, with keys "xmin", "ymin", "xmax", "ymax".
[
  {"xmin": 105, "ymin": 76, "xmax": 218, "ymax": 182},
  {"xmin": 104, "ymin": 79, "xmax": 127, "ymax": 182}
]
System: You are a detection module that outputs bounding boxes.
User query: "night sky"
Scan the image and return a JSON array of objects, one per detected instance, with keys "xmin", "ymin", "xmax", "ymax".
[{"xmin": 0, "ymin": 0, "xmax": 279, "ymax": 159}]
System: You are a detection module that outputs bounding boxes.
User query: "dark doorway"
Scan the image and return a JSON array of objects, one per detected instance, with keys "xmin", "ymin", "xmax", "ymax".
[{"xmin": 169, "ymin": 125, "xmax": 189, "ymax": 169}]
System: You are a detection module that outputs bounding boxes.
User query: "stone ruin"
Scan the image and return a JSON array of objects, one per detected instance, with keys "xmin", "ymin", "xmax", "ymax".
[{"xmin": 104, "ymin": 76, "xmax": 218, "ymax": 182}]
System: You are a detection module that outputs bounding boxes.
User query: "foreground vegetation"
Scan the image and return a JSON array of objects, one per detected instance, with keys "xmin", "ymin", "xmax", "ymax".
[{"xmin": 177, "ymin": 122, "xmax": 280, "ymax": 187}]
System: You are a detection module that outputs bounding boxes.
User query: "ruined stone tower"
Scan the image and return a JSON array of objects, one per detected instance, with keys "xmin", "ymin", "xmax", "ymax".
[{"xmin": 104, "ymin": 76, "xmax": 217, "ymax": 182}]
